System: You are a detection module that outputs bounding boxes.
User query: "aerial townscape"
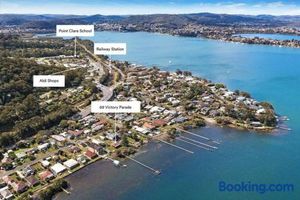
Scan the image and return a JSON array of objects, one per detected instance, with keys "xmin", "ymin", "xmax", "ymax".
[
  {"xmin": 0, "ymin": 27, "xmax": 278, "ymax": 199},
  {"xmin": 0, "ymin": 2, "xmax": 298, "ymax": 200}
]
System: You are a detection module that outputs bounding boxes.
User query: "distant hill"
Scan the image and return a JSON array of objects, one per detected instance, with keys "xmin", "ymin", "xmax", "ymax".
[
  {"xmin": 119, "ymin": 13, "xmax": 284, "ymax": 26},
  {"xmin": 0, "ymin": 13, "xmax": 298, "ymax": 28}
]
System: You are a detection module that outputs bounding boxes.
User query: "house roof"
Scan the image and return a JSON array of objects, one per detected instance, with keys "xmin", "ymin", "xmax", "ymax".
[
  {"xmin": 39, "ymin": 170, "xmax": 54, "ymax": 181},
  {"xmin": 41, "ymin": 160, "xmax": 50, "ymax": 167},
  {"xmin": 85, "ymin": 150, "xmax": 97, "ymax": 159},
  {"xmin": 11, "ymin": 181, "xmax": 27, "ymax": 193},
  {"xmin": 68, "ymin": 130, "xmax": 83, "ymax": 137},
  {"xmin": 50, "ymin": 163, "xmax": 67, "ymax": 174},
  {"xmin": 63, "ymin": 159, "xmax": 79, "ymax": 168},
  {"xmin": 51, "ymin": 135, "xmax": 66, "ymax": 142},
  {"xmin": 26, "ymin": 175, "xmax": 39, "ymax": 186},
  {"xmin": 2, "ymin": 176, "xmax": 12, "ymax": 184},
  {"xmin": 0, "ymin": 187, "xmax": 13, "ymax": 199},
  {"xmin": 1, "ymin": 157, "xmax": 12, "ymax": 164},
  {"xmin": 143, "ymin": 122, "xmax": 156, "ymax": 130},
  {"xmin": 152, "ymin": 119, "xmax": 168, "ymax": 127}
]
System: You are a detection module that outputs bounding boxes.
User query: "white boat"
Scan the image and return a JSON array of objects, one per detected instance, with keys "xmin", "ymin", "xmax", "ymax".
[{"xmin": 113, "ymin": 160, "xmax": 120, "ymax": 166}]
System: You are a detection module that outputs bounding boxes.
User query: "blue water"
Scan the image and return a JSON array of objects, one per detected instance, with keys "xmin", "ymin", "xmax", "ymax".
[
  {"xmin": 239, "ymin": 33, "xmax": 300, "ymax": 40},
  {"xmin": 58, "ymin": 31, "xmax": 300, "ymax": 200}
]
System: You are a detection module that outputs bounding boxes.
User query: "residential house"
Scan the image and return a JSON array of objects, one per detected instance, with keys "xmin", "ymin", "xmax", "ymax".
[
  {"xmin": 50, "ymin": 163, "xmax": 67, "ymax": 176},
  {"xmin": 0, "ymin": 186, "xmax": 13, "ymax": 200},
  {"xmin": 86, "ymin": 142, "xmax": 106, "ymax": 155},
  {"xmin": 37, "ymin": 143, "xmax": 50, "ymax": 151},
  {"xmin": 172, "ymin": 116, "xmax": 188, "ymax": 123},
  {"xmin": 142, "ymin": 122, "xmax": 156, "ymax": 130},
  {"xmin": 133, "ymin": 126, "xmax": 150, "ymax": 135},
  {"xmin": 15, "ymin": 152, "xmax": 26, "ymax": 160},
  {"xmin": 38, "ymin": 170, "xmax": 54, "ymax": 182},
  {"xmin": 25, "ymin": 175, "xmax": 39, "ymax": 187},
  {"xmin": 10, "ymin": 181, "xmax": 28, "ymax": 193},
  {"xmin": 17, "ymin": 166, "xmax": 35, "ymax": 178},
  {"xmin": 63, "ymin": 159, "xmax": 79, "ymax": 170},
  {"xmin": 68, "ymin": 130, "xmax": 83, "ymax": 138},
  {"xmin": 84, "ymin": 150, "xmax": 97, "ymax": 160},
  {"xmin": 152, "ymin": 119, "xmax": 168, "ymax": 127},
  {"xmin": 40, "ymin": 160, "xmax": 50, "ymax": 168},
  {"xmin": 106, "ymin": 133, "xmax": 120, "ymax": 141}
]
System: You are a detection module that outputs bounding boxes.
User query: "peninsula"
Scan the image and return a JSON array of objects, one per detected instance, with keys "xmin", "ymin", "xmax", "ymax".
[{"xmin": 0, "ymin": 32, "xmax": 277, "ymax": 199}]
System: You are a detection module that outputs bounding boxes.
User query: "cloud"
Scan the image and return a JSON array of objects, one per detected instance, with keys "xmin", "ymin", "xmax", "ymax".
[{"xmin": 1, "ymin": 1, "xmax": 300, "ymax": 15}]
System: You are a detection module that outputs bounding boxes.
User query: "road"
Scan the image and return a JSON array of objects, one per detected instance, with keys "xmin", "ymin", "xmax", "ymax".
[
  {"xmin": 77, "ymin": 41, "xmax": 124, "ymax": 118},
  {"xmin": 79, "ymin": 84, "xmax": 114, "ymax": 118}
]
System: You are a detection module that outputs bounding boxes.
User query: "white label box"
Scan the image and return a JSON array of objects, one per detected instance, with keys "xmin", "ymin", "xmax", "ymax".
[
  {"xmin": 91, "ymin": 101, "xmax": 140, "ymax": 113},
  {"xmin": 94, "ymin": 43, "xmax": 127, "ymax": 55},
  {"xmin": 33, "ymin": 75, "xmax": 65, "ymax": 87},
  {"xmin": 56, "ymin": 25, "xmax": 94, "ymax": 37}
]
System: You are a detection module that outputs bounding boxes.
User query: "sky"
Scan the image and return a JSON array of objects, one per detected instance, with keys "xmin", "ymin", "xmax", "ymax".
[{"xmin": 1, "ymin": 0, "xmax": 300, "ymax": 15}]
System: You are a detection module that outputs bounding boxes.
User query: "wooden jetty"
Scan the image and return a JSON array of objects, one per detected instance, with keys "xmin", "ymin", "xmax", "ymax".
[
  {"xmin": 277, "ymin": 126, "xmax": 292, "ymax": 131},
  {"xmin": 179, "ymin": 136, "xmax": 218, "ymax": 149},
  {"xmin": 176, "ymin": 138, "xmax": 211, "ymax": 151},
  {"xmin": 125, "ymin": 156, "xmax": 161, "ymax": 175},
  {"xmin": 176, "ymin": 128, "xmax": 221, "ymax": 145},
  {"xmin": 61, "ymin": 187, "xmax": 71, "ymax": 195},
  {"xmin": 156, "ymin": 139, "xmax": 194, "ymax": 154}
]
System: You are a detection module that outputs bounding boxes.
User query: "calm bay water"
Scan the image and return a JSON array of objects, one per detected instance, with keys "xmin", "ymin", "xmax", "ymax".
[{"xmin": 57, "ymin": 31, "xmax": 300, "ymax": 200}]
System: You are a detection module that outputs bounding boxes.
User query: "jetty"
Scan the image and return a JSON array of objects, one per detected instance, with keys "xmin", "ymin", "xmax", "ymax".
[
  {"xmin": 156, "ymin": 139, "xmax": 194, "ymax": 154},
  {"xmin": 176, "ymin": 128, "xmax": 221, "ymax": 145},
  {"xmin": 125, "ymin": 156, "xmax": 161, "ymax": 175},
  {"xmin": 61, "ymin": 187, "xmax": 71, "ymax": 195},
  {"xmin": 176, "ymin": 138, "xmax": 211, "ymax": 151},
  {"xmin": 179, "ymin": 136, "xmax": 218, "ymax": 149},
  {"xmin": 277, "ymin": 126, "xmax": 292, "ymax": 131},
  {"xmin": 106, "ymin": 157, "xmax": 121, "ymax": 166}
]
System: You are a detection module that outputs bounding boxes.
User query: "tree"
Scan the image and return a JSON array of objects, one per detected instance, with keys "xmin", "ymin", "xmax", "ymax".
[
  {"xmin": 176, "ymin": 69, "xmax": 182, "ymax": 75},
  {"xmin": 215, "ymin": 83, "xmax": 225, "ymax": 89},
  {"xmin": 2, "ymin": 162, "xmax": 13, "ymax": 170},
  {"xmin": 59, "ymin": 120, "xmax": 68, "ymax": 128},
  {"xmin": 183, "ymin": 71, "xmax": 192, "ymax": 76},
  {"xmin": 122, "ymin": 135, "xmax": 129, "ymax": 147},
  {"xmin": 39, "ymin": 179, "xmax": 68, "ymax": 200}
]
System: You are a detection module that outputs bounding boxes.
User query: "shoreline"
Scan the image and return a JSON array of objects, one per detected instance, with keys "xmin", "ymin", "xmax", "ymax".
[{"xmin": 27, "ymin": 29, "xmax": 300, "ymax": 50}]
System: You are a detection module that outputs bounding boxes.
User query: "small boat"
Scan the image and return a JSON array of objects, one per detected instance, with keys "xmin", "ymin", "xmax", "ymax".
[
  {"xmin": 113, "ymin": 160, "xmax": 120, "ymax": 166},
  {"xmin": 154, "ymin": 170, "xmax": 161, "ymax": 175}
]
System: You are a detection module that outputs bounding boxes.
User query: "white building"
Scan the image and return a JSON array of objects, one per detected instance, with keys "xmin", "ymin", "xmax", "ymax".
[
  {"xmin": 0, "ymin": 186, "xmax": 13, "ymax": 200},
  {"xmin": 63, "ymin": 159, "xmax": 79, "ymax": 170},
  {"xmin": 38, "ymin": 143, "xmax": 50, "ymax": 151},
  {"xmin": 41, "ymin": 160, "xmax": 50, "ymax": 168},
  {"xmin": 50, "ymin": 163, "xmax": 67, "ymax": 176}
]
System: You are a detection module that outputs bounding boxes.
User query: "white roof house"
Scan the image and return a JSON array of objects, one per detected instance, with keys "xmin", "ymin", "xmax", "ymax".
[
  {"xmin": 41, "ymin": 160, "xmax": 50, "ymax": 168},
  {"xmin": 133, "ymin": 126, "xmax": 150, "ymax": 134},
  {"xmin": 51, "ymin": 135, "xmax": 66, "ymax": 142},
  {"xmin": 50, "ymin": 163, "xmax": 67, "ymax": 175},
  {"xmin": 0, "ymin": 186, "xmax": 13, "ymax": 200},
  {"xmin": 15, "ymin": 152, "xmax": 26, "ymax": 159},
  {"xmin": 63, "ymin": 159, "xmax": 79, "ymax": 169},
  {"xmin": 256, "ymin": 108, "xmax": 266, "ymax": 115},
  {"xmin": 38, "ymin": 143, "xmax": 50, "ymax": 151},
  {"xmin": 149, "ymin": 106, "xmax": 165, "ymax": 113}
]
